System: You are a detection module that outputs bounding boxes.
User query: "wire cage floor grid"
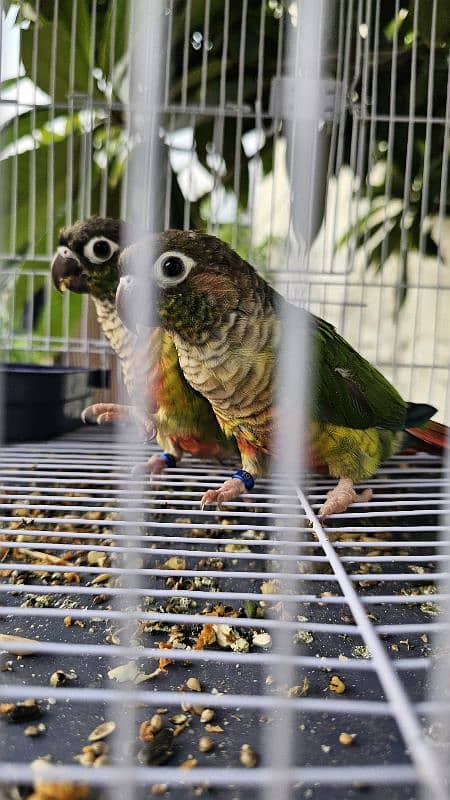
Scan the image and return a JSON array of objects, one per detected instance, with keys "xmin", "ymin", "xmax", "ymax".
[{"xmin": 0, "ymin": 425, "xmax": 446, "ymax": 799}]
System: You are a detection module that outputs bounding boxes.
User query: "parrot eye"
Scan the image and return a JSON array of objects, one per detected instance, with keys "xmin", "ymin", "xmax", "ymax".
[
  {"xmin": 154, "ymin": 250, "xmax": 194, "ymax": 287},
  {"xmin": 161, "ymin": 257, "xmax": 184, "ymax": 278},
  {"xmin": 83, "ymin": 236, "xmax": 119, "ymax": 265}
]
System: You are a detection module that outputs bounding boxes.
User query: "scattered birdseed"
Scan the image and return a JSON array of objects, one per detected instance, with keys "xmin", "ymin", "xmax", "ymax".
[
  {"xmin": 252, "ymin": 631, "xmax": 272, "ymax": 648},
  {"xmin": 137, "ymin": 729, "xmax": 174, "ymax": 766},
  {"xmin": 180, "ymin": 757, "xmax": 198, "ymax": 769},
  {"xmin": 24, "ymin": 722, "xmax": 46, "ymax": 737},
  {"xmin": 163, "ymin": 556, "xmax": 186, "ymax": 570},
  {"xmin": 170, "ymin": 714, "xmax": 188, "ymax": 725},
  {"xmin": 294, "ymin": 630, "xmax": 314, "ymax": 645},
  {"xmin": 198, "ymin": 736, "xmax": 214, "ymax": 753},
  {"xmin": 260, "ymin": 580, "xmax": 280, "ymax": 595},
  {"xmin": 200, "ymin": 709, "xmax": 215, "ymax": 724},
  {"xmin": 49, "ymin": 669, "xmax": 77, "ymax": 688},
  {"xmin": 339, "ymin": 732, "xmax": 356, "ymax": 745},
  {"xmin": 149, "ymin": 714, "xmax": 164, "ymax": 733},
  {"xmin": 186, "ymin": 677, "xmax": 202, "ymax": 692},
  {"xmin": 328, "ymin": 675, "xmax": 346, "ymax": 694},
  {"xmin": 1, "ymin": 699, "xmax": 42, "ymax": 723},
  {"xmin": 88, "ymin": 721, "xmax": 116, "ymax": 741},
  {"xmin": 352, "ymin": 645, "xmax": 371, "ymax": 659},
  {"xmin": 240, "ymin": 744, "xmax": 258, "ymax": 768},
  {"xmin": 288, "ymin": 677, "xmax": 310, "ymax": 697},
  {"xmin": 0, "ymin": 633, "xmax": 41, "ymax": 656}
]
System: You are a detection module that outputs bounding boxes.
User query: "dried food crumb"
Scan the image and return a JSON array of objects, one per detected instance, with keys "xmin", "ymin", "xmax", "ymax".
[
  {"xmin": 339, "ymin": 732, "xmax": 356, "ymax": 745},
  {"xmin": 328, "ymin": 675, "xmax": 346, "ymax": 694},
  {"xmin": 240, "ymin": 743, "xmax": 258, "ymax": 768}
]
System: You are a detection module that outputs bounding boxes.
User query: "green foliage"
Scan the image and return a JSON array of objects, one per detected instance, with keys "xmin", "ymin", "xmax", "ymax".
[
  {"xmin": 1, "ymin": 0, "xmax": 129, "ymax": 362},
  {"xmin": 19, "ymin": 0, "xmax": 92, "ymax": 101},
  {"xmin": 2, "ymin": 0, "xmax": 447, "ymax": 365},
  {"xmin": 168, "ymin": 0, "xmax": 282, "ymax": 223},
  {"xmin": 337, "ymin": 0, "xmax": 449, "ymax": 306}
]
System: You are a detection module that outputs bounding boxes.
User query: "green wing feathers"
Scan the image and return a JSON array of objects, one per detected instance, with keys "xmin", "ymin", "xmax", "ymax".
[{"xmin": 311, "ymin": 315, "xmax": 408, "ymax": 431}]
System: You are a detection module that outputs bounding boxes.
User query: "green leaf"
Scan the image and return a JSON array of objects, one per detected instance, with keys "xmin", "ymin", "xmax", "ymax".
[
  {"xmin": 0, "ymin": 106, "xmax": 50, "ymax": 153},
  {"xmin": 411, "ymin": 0, "xmax": 450, "ymax": 47},
  {"xmin": 19, "ymin": 0, "xmax": 92, "ymax": 102},
  {"xmin": 98, "ymin": 0, "xmax": 130, "ymax": 79},
  {"xmin": 0, "ymin": 136, "xmax": 82, "ymax": 359}
]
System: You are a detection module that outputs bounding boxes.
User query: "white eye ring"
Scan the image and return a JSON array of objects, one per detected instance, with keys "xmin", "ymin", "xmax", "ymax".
[
  {"xmin": 83, "ymin": 236, "xmax": 120, "ymax": 265},
  {"xmin": 154, "ymin": 250, "xmax": 195, "ymax": 287}
]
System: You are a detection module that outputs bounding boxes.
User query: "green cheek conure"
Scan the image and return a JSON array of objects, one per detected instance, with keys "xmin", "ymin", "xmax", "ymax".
[
  {"xmin": 51, "ymin": 217, "xmax": 237, "ymax": 473},
  {"xmin": 116, "ymin": 229, "xmax": 447, "ymax": 518}
]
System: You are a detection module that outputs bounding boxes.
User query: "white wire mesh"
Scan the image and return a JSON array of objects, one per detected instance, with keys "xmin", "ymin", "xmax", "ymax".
[
  {"xmin": 0, "ymin": 428, "xmax": 447, "ymax": 797},
  {"xmin": 0, "ymin": 0, "xmax": 449, "ymax": 798}
]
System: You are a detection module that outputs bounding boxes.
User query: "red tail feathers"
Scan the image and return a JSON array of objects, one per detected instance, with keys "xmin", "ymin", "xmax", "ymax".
[{"xmin": 405, "ymin": 420, "xmax": 448, "ymax": 454}]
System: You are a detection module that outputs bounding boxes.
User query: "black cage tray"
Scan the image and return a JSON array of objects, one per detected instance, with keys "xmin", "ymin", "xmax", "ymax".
[{"xmin": 1, "ymin": 364, "xmax": 99, "ymax": 443}]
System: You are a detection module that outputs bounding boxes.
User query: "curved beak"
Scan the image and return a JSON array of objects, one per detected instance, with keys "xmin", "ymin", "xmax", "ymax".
[{"xmin": 51, "ymin": 246, "xmax": 88, "ymax": 294}]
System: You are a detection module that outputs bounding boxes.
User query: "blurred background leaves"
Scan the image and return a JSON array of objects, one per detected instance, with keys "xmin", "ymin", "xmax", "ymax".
[{"xmin": 0, "ymin": 0, "xmax": 448, "ymax": 360}]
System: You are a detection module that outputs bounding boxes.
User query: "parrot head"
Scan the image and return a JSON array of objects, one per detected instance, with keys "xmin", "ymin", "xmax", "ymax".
[
  {"xmin": 116, "ymin": 230, "xmax": 255, "ymax": 338},
  {"xmin": 51, "ymin": 216, "xmax": 122, "ymax": 300}
]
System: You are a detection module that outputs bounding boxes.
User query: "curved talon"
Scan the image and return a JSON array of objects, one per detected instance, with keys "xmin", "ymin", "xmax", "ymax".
[
  {"xmin": 318, "ymin": 478, "xmax": 373, "ymax": 520},
  {"xmin": 200, "ymin": 477, "xmax": 246, "ymax": 510}
]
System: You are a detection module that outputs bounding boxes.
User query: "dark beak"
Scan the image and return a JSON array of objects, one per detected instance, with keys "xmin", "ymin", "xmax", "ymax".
[{"xmin": 51, "ymin": 249, "xmax": 88, "ymax": 294}]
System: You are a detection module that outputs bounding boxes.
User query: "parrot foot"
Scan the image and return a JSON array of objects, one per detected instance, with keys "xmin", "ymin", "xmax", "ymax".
[
  {"xmin": 131, "ymin": 453, "xmax": 177, "ymax": 477},
  {"xmin": 318, "ymin": 478, "xmax": 373, "ymax": 520},
  {"xmin": 81, "ymin": 402, "xmax": 135, "ymax": 425},
  {"xmin": 200, "ymin": 477, "xmax": 246, "ymax": 510}
]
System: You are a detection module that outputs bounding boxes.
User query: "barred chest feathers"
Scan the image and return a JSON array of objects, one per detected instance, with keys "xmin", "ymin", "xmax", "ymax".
[{"xmin": 171, "ymin": 306, "xmax": 278, "ymax": 440}]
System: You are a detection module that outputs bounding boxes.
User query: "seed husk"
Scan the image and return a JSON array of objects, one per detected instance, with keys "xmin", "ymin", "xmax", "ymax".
[
  {"xmin": 137, "ymin": 728, "xmax": 174, "ymax": 766},
  {"xmin": 170, "ymin": 713, "xmax": 187, "ymax": 725},
  {"xmin": 25, "ymin": 722, "xmax": 46, "ymax": 737},
  {"xmin": 74, "ymin": 751, "xmax": 95, "ymax": 766},
  {"xmin": 198, "ymin": 736, "xmax": 214, "ymax": 753},
  {"xmin": 240, "ymin": 744, "xmax": 258, "ymax": 768},
  {"xmin": 186, "ymin": 677, "xmax": 201, "ymax": 692},
  {"xmin": 0, "ymin": 633, "xmax": 40, "ymax": 656},
  {"xmin": 252, "ymin": 632, "xmax": 272, "ymax": 648},
  {"xmin": 82, "ymin": 742, "xmax": 108, "ymax": 756},
  {"xmin": 93, "ymin": 754, "xmax": 109, "ymax": 767},
  {"xmin": 163, "ymin": 556, "xmax": 186, "ymax": 570},
  {"xmin": 339, "ymin": 732, "xmax": 356, "ymax": 745},
  {"xmin": 150, "ymin": 714, "xmax": 163, "ymax": 732},
  {"xmin": 200, "ymin": 709, "xmax": 214, "ymax": 724},
  {"xmin": 328, "ymin": 675, "xmax": 346, "ymax": 694},
  {"xmin": 179, "ymin": 758, "xmax": 198, "ymax": 769},
  {"xmin": 88, "ymin": 720, "xmax": 116, "ymax": 741},
  {"xmin": 33, "ymin": 779, "xmax": 90, "ymax": 800},
  {"xmin": 151, "ymin": 785, "xmax": 168, "ymax": 796},
  {"xmin": 139, "ymin": 720, "xmax": 155, "ymax": 743},
  {"xmin": 49, "ymin": 670, "xmax": 77, "ymax": 688},
  {"xmin": 3, "ymin": 699, "xmax": 42, "ymax": 724}
]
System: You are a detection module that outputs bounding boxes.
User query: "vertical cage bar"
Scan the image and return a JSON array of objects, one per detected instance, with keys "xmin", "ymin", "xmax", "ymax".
[
  {"xmin": 65, "ymin": 0, "xmax": 77, "ymax": 226},
  {"xmin": 263, "ymin": 3, "xmax": 329, "ymax": 796},
  {"xmin": 112, "ymin": 3, "xmax": 164, "ymax": 800}
]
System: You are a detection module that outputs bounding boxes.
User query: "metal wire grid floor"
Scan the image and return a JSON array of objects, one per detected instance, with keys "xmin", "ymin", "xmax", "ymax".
[{"xmin": 0, "ymin": 426, "xmax": 447, "ymax": 798}]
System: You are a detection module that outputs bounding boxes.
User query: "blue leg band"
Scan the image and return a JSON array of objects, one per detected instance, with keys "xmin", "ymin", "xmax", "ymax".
[
  {"xmin": 231, "ymin": 469, "xmax": 254, "ymax": 491},
  {"xmin": 161, "ymin": 453, "xmax": 177, "ymax": 468}
]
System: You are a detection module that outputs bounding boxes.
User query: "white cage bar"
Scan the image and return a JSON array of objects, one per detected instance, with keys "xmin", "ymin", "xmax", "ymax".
[{"xmin": 0, "ymin": 1, "xmax": 449, "ymax": 798}]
